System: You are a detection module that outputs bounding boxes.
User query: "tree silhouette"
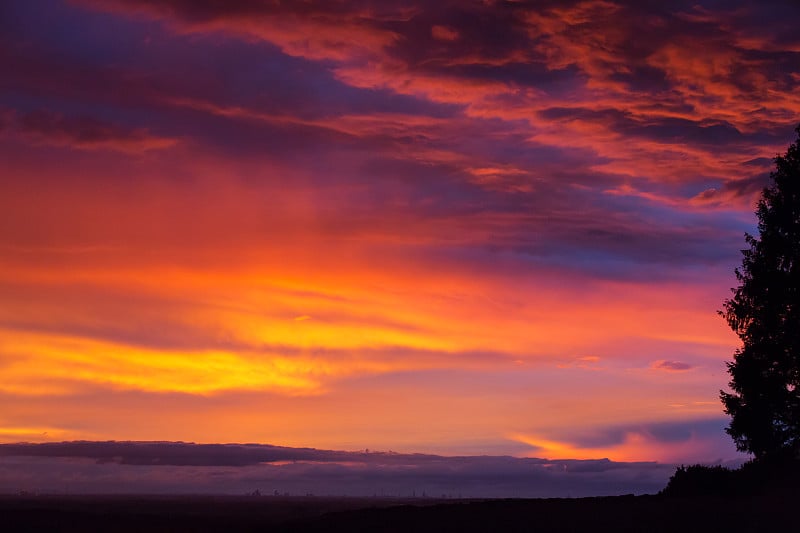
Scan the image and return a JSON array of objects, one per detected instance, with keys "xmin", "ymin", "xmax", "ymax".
[{"xmin": 720, "ymin": 125, "xmax": 800, "ymax": 461}]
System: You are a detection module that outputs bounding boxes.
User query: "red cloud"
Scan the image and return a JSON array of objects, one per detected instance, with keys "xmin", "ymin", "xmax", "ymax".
[{"xmin": 431, "ymin": 25, "xmax": 460, "ymax": 42}]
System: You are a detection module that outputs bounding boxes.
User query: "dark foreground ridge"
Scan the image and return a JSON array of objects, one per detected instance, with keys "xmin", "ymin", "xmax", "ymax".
[{"xmin": 2, "ymin": 491, "xmax": 797, "ymax": 533}]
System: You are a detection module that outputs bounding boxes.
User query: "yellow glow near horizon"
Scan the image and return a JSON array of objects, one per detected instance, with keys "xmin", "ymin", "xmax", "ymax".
[{"xmin": 1, "ymin": 330, "xmax": 324, "ymax": 396}]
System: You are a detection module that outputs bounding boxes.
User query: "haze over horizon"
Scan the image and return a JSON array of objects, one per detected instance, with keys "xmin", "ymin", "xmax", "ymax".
[
  {"xmin": 3, "ymin": 0, "xmax": 800, "ymax": 491},
  {"xmin": 0, "ymin": 440, "xmax": 682, "ymax": 497}
]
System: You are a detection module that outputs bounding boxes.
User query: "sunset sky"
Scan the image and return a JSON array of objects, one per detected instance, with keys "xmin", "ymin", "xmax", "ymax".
[{"xmin": 2, "ymin": 0, "xmax": 800, "ymax": 473}]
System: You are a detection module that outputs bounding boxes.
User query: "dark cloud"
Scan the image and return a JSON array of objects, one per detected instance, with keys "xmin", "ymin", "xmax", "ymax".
[
  {"xmin": 535, "ymin": 107, "xmax": 780, "ymax": 152},
  {"xmin": 0, "ymin": 441, "xmax": 674, "ymax": 497},
  {"xmin": 384, "ymin": 2, "xmax": 533, "ymax": 68},
  {"xmin": 0, "ymin": 441, "xmax": 336, "ymax": 466},
  {"xmin": 7, "ymin": 109, "xmax": 176, "ymax": 152},
  {"xmin": 653, "ymin": 360, "xmax": 693, "ymax": 372},
  {"xmin": 550, "ymin": 418, "xmax": 728, "ymax": 450},
  {"xmin": 692, "ymin": 172, "xmax": 773, "ymax": 207}
]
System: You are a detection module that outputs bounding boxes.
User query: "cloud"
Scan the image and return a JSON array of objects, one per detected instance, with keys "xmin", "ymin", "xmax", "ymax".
[
  {"xmin": 0, "ymin": 0, "xmax": 790, "ymax": 464},
  {"xmin": 514, "ymin": 418, "xmax": 742, "ymax": 464},
  {"xmin": 3, "ymin": 109, "xmax": 177, "ymax": 153},
  {"xmin": 79, "ymin": 0, "xmax": 407, "ymax": 62},
  {"xmin": 652, "ymin": 360, "xmax": 693, "ymax": 372},
  {"xmin": 0, "ymin": 441, "xmax": 675, "ymax": 497},
  {"xmin": 5, "ymin": 1, "xmax": 792, "ymax": 228},
  {"xmin": 431, "ymin": 25, "xmax": 459, "ymax": 42},
  {"xmin": 556, "ymin": 355, "xmax": 602, "ymax": 370}
]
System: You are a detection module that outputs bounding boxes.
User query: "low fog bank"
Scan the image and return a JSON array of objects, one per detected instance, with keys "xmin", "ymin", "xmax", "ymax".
[{"xmin": 0, "ymin": 441, "xmax": 692, "ymax": 498}]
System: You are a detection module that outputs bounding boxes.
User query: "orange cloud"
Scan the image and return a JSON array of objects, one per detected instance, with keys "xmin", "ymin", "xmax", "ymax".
[{"xmin": 512, "ymin": 429, "xmax": 725, "ymax": 463}]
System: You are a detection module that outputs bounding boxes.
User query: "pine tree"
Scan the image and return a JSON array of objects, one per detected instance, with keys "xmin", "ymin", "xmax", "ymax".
[{"xmin": 720, "ymin": 125, "xmax": 800, "ymax": 461}]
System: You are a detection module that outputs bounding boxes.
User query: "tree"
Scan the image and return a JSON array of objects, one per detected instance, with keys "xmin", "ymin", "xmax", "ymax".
[{"xmin": 720, "ymin": 125, "xmax": 800, "ymax": 461}]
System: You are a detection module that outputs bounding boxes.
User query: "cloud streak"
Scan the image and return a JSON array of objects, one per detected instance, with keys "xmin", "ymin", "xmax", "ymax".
[{"xmin": 1, "ymin": 109, "xmax": 177, "ymax": 152}]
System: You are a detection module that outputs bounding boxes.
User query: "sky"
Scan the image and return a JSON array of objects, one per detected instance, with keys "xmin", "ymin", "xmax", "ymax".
[{"xmin": 2, "ymin": 0, "xmax": 800, "ymax": 493}]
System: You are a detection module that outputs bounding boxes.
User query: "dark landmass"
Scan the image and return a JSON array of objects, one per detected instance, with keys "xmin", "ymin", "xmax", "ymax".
[{"xmin": 1, "ymin": 491, "xmax": 796, "ymax": 532}]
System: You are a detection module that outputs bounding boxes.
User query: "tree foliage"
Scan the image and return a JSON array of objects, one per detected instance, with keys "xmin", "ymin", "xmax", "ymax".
[
  {"xmin": 720, "ymin": 125, "xmax": 800, "ymax": 461},
  {"xmin": 661, "ymin": 460, "xmax": 800, "ymax": 497}
]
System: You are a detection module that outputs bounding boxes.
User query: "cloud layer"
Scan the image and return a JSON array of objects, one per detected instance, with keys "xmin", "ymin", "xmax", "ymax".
[
  {"xmin": 0, "ymin": 441, "xmax": 680, "ymax": 497},
  {"xmin": 2, "ymin": 0, "xmax": 796, "ymax": 468}
]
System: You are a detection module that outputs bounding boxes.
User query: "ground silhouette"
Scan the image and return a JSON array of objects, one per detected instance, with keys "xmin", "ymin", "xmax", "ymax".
[{"xmin": 2, "ymin": 489, "xmax": 798, "ymax": 532}]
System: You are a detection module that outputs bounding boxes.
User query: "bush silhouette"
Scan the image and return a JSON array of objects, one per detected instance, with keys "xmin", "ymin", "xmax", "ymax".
[
  {"xmin": 660, "ymin": 465, "xmax": 737, "ymax": 497},
  {"xmin": 661, "ymin": 459, "xmax": 800, "ymax": 498}
]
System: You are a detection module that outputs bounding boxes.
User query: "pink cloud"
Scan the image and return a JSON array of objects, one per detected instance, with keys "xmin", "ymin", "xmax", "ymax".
[{"xmin": 52, "ymin": 0, "xmax": 799, "ymax": 214}]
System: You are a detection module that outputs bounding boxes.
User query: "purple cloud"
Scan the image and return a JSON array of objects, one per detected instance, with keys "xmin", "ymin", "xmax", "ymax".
[
  {"xmin": 0, "ymin": 441, "xmax": 674, "ymax": 497},
  {"xmin": 653, "ymin": 361, "xmax": 694, "ymax": 372}
]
